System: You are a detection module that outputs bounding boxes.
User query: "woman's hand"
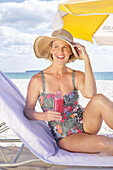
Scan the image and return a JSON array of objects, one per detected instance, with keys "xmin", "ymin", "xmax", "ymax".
[
  {"xmin": 42, "ymin": 110, "xmax": 62, "ymax": 121},
  {"xmin": 72, "ymin": 42, "xmax": 89, "ymax": 61}
]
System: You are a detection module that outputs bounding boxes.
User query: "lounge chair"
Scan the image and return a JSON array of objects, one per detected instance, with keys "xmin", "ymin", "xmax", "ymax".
[{"xmin": 0, "ymin": 70, "xmax": 113, "ymax": 169}]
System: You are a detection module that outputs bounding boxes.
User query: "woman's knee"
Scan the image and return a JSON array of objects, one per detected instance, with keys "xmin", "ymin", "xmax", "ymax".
[
  {"xmin": 91, "ymin": 93, "xmax": 107, "ymax": 105},
  {"xmin": 97, "ymin": 135, "xmax": 113, "ymax": 152}
]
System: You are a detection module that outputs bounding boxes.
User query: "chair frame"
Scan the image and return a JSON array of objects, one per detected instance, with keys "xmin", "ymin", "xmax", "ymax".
[{"xmin": 0, "ymin": 122, "xmax": 54, "ymax": 168}]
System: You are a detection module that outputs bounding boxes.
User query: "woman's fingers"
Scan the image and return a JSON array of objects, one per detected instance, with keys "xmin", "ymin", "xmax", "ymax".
[
  {"xmin": 71, "ymin": 42, "xmax": 89, "ymax": 60},
  {"xmin": 72, "ymin": 42, "xmax": 85, "ymax": 50},
  {"xmin": 46, "ymin": 110, "xmax": 62, "ymax": 121},
  {"xmin": 51, "ymin": 111, "xmax": 62, "ymax": 120},
  {"xmin": 71, "ymin": 42, "xmax": 84, "ymax": 59}
]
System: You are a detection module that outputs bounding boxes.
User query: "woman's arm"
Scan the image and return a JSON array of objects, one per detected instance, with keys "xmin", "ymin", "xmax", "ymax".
[
  {"xmin": 24, "ymin": 75, "xmax": 44, "ymax": 120},
  {"xmin": 24, "ymin": 74, "xmax": 62, "ymax": 121},
  {"xmin": 74, "ymin": 43, "xmax": 97, "ymax": 98}
]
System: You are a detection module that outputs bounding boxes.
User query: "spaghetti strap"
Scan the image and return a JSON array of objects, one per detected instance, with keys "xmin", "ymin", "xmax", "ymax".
[
  {"xmin": 72, "ymin": 70, "xmax": 76, "ymax": 90},
  {"xmin": 41, "ymin": 71, "xmax": 45, "ymax": 92}
]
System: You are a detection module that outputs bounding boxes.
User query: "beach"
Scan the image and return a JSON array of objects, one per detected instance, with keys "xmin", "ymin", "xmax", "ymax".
[{"xmin": 0, "ymin": 79, "xmax": 113, "ymax": 169}]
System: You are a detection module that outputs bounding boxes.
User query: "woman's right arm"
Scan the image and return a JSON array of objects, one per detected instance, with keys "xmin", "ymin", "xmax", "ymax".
[{"xmin": 24, "ymin": 74, "xmax": 62, "ymax": 121}]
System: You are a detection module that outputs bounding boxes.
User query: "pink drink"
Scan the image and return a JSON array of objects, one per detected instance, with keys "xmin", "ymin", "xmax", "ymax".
[{"xmin": 54, "ymin": 91, "xmax": 63, "ymax": 114}]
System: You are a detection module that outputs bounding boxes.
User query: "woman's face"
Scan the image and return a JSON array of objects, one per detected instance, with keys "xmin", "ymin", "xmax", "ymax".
[{"xmin": 49, "ymin": 39, "xmax": 72, "ymax": 65}]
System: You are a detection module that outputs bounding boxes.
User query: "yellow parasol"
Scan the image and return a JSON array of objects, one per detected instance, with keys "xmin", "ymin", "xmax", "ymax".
[{"xmin": 52, "ymin": 0, "xmax": 113, "ymax": 45}]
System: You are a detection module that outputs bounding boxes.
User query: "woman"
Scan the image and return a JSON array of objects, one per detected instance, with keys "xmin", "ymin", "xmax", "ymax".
[{"xmin": 24, "ymin": 29, "xmax": 113, "ymax": 155}]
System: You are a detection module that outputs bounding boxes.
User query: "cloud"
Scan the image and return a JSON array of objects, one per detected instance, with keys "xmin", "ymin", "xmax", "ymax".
[
  {"xmin": 0, "ymin": 0, "xmax": 60, "ymax": 33},
  {"xmin": 0, "ymin": 0, "xmax": 62, "ymax": 72}
]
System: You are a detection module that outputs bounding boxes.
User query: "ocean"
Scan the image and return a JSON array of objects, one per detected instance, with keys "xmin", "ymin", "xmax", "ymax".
[{"xmin": 5, "ymin": 71, "xmax": 113, "ymax": 80}]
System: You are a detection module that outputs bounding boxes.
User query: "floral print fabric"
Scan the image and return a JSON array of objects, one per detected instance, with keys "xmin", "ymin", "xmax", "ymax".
[{"xmin": 38, "ymin": 89, "xmax": 85, "ymax": 143}]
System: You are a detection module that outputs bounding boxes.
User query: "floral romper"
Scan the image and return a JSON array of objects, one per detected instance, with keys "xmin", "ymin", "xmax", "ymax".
[{"xmin": 38, "ymin": 70, "xmax": 85, "ymax": 143}]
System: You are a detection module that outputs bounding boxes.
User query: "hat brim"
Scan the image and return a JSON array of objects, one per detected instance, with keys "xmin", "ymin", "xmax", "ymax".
[{"xmin": 33, "ymin": 36, "xmax": 80, "ymax": 63}]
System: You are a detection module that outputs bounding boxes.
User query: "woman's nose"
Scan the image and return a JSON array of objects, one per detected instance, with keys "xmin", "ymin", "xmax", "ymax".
[{"xmin": 59, "ymin": 47, "xmax": 63, "ymax": 52}]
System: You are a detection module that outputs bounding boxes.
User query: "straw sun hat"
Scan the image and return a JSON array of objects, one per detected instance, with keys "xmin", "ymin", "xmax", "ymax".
[{"xmin": 33, "ymin": 29, "xmax": 79, "ymax": 63}]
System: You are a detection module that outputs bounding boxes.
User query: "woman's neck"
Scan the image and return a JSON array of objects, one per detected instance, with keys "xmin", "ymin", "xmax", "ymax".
[{"xmin": 47, "ymin": 63, "xmax": 68, "ymax": 75}]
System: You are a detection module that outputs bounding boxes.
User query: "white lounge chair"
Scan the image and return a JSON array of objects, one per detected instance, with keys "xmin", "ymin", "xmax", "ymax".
[{"xmin": 0, "ymin": 70, "xmax": 113, "ymax": 169}]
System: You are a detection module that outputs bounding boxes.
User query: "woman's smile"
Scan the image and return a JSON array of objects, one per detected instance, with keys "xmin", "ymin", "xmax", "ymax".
[{"xmin": 57, "ymin": 55, "xmax": 65, "ymax": 59}]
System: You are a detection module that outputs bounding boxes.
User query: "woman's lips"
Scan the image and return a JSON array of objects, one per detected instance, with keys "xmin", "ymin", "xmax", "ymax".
[{"xmin": 57, "ymin": 55, "xmax": 65, "ymax": 59}]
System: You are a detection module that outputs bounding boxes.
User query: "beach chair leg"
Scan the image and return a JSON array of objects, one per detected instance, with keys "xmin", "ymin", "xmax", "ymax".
[
  {"xmin": 0, "ymin": 146, "xmax": 8, "ymax": 163},
  {"xmin": 0, "ymin": 142, "xmax": 54, "ymax": 168},
  {"xmin": 11, "ymin": 143, "xmax": 24, "ymax": 163}
]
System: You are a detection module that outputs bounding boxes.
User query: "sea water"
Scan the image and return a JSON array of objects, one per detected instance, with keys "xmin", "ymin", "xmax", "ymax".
[
  {"xmin": 5, "ymin": 71, "xmax": 113, "ymax": 80},
  {"xmin": 5, "ymin": 70, "xmax": 40, "ymax": 79}
]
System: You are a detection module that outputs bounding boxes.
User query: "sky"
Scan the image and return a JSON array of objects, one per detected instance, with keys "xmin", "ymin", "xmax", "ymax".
[{"xmin": 0, "ymin": 0, "xmax": 113, "ymax": 72}]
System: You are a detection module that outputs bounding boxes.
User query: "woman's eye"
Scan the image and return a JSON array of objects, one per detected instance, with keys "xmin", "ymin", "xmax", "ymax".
[
  {"xmin": 64, "ymin": 46, "xmax": 68, "ymax": 49},
  {"xmin": 54, "ymin": 45, "xmax": 58, "ymax": 48}
]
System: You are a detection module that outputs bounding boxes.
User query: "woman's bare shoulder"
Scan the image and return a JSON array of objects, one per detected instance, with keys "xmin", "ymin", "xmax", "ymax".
[
  {"xmin": 75, "ymin": 70, "xmax": 85, "ymax": 79},
  {"xmin": 65, "ymin": 67, "xmax": 85, "ymax": 78},
  {"xmin": 28, "ymin": 72, "xmax": 42, "ymax": 88}
]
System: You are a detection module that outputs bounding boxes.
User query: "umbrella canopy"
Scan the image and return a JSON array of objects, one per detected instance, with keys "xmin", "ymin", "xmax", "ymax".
[{"xmin": 52, "ymin": 0, "xmax": 113, "ymax": 45}]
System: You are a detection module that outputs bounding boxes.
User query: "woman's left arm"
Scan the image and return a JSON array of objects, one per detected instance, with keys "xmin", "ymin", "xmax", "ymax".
[{"xmin": 74, "ymin": 43, "xmax": 97, "ymax": 98}]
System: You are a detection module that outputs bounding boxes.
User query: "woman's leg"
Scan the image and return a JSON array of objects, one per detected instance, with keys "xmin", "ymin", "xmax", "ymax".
[
  {"xmin": 58, "ymin": 133, "xmax": 113, "ymax": 154},
  {"xmin": 83, "ymin": 93, "xmax": 113, "ymax": 134},
  {"xmin": 58, "ymin": 93, "xmax": 113, "ymax": 154}
]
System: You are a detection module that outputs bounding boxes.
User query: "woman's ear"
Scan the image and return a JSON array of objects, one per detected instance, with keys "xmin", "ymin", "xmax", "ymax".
[{"xmin": 70, "ymin": 51, "xmax": 72, "ymax": 56}]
